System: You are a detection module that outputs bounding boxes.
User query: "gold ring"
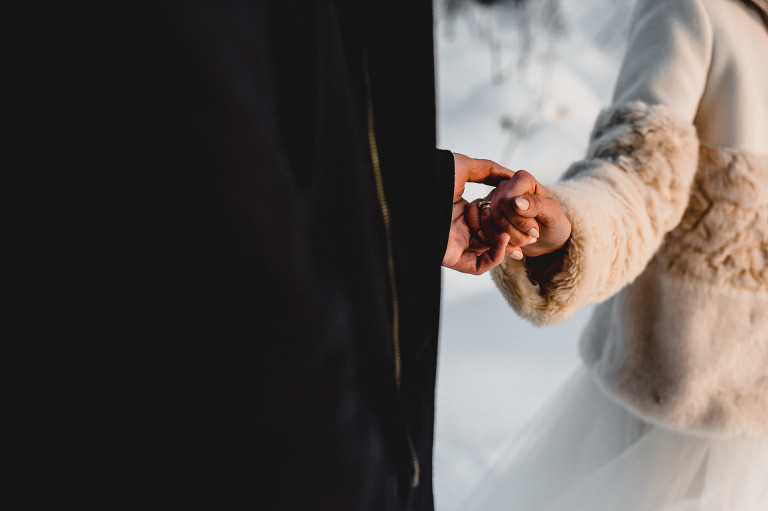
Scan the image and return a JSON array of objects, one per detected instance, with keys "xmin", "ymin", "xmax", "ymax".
[{"xmin": 478, "ymin": 200, "xmax": 491, "ymax": 212}]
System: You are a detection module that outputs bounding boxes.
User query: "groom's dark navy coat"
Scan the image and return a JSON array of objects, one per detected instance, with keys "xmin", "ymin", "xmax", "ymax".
[{"xmin": 10, "ymin": 1, "xmax": 454, "ymax": 509}]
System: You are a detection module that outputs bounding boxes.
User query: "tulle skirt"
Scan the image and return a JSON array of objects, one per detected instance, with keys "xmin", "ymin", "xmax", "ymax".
[{"xmin": 460, "ymin": 369, "xmax": 768, "ymax": 511}]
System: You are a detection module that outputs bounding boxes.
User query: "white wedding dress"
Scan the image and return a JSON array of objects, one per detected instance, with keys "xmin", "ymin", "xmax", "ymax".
[{"xmin": 460, "ymin": 368, "xmax": 768, "ymax": 511}]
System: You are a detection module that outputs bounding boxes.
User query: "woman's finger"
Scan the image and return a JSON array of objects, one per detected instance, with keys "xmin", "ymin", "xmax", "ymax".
[
  {"xmin": 494, "ymin": 195, "xmax": 542, "ymax": 240},
  {"xmin": 489, "ymin": 197, "xmax": 538, "ymax": 248}
]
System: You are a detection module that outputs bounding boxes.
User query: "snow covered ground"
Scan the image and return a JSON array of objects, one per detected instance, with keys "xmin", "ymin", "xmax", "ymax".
[{"xmin": 433, "ymin": 1, "xmax": 634, "ymax": 508}]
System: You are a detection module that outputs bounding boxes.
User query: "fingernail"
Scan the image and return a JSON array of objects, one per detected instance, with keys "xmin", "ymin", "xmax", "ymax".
[
  {"xmin": 507, "ymin": 250, "xmax": 523, "ymax": 260},
  {"xmin": 515, "ymin": 197, "xmax": 529, "ymax": 211},
  {"xmin": 478, "ymin": 230, "xmax": 487, "ymax": 242},
  {"xmin": 528, "ymin": 237, "xmax": 537, "ymax": 243},
  {"xmin": 528, "ymin": 227, "xmax": 539, "ymax": 238}
]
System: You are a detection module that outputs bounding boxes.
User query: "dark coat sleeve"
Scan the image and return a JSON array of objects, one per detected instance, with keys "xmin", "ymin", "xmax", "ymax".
[{"xmin": 9, "ymin": 1, "xmax": 451, "ymax": 509}]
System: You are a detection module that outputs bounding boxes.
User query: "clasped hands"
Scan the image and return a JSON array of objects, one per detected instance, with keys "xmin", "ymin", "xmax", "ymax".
[{"xmin": 442, "ymin": 153, "xmax": 572, "ymax": 276}]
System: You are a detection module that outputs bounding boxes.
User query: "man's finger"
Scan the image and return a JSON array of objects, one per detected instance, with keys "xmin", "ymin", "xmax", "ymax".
[
  {"xmin": 476, "ymin": 233, "xmax": 511, "ymax": 273},
  {"xmin": 455, "ymin": 153, "xmax": 517, "ymax": 187},
  {"xmin": 479, "ymin": 198, "xmax": 504, "ymax": 246},
  {"xmin": 469, "ymin": 160, "xmax": 517, "ymax": 187},
  {"xmin": 465, "ymin": 199, "xmax": 488, "ymax": 244}
]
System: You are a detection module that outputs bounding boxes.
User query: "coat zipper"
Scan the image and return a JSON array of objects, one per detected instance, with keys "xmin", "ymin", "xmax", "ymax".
[{"xmin": 363, "ymin": 52, "xmax": 421, "ymax": 490}]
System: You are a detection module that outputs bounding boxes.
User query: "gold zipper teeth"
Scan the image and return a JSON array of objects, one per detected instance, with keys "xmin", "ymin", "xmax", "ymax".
[
  {"xmin": 363, "ymin": 51, "xmax": 420, "ymax": 489},
  {"xmin": 365, "ymin": 102, "xmax": 401, "ymax": 388}
]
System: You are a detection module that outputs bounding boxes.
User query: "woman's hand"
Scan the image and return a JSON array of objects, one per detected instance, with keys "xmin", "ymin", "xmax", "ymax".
[{"xmin": 465, "ymin": 170, "xmax": 571, "ymax": 258}]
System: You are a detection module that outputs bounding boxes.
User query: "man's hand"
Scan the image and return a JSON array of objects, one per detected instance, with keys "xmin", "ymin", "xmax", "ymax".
[
  {"xmin": 442, "ymin": 153, "xmax": 517, "ymax": 274},
  {"xmin": 451, "ymin": 153, "xmax": 517, "ymax": 202},
  {"xmin": 442, "ymin": 199, "xmax": 511, "ymax": 275}
]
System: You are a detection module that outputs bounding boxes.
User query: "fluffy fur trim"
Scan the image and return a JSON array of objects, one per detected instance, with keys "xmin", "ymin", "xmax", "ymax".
[
  {"xmin": 492, "ymin": 102, "xmax": 700, "ymax": 325},
  {"xmin": 659, "ymin": 144, "xmax": 768, "ymax": 291},
  {"xmin": 583, "ymin": 256, "xmax": 768, "ymax": 438}
]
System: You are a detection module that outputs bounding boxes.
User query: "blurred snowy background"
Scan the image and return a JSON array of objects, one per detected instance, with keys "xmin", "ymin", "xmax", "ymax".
[{"xmin": 433, "ymin": 0, "xmax": 635, "ymax": 508}]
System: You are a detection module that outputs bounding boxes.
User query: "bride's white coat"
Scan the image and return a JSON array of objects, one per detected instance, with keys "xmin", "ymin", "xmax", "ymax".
[{"xmin": 493, "ymin": 0, "xmax": 768, "ymax": 438}]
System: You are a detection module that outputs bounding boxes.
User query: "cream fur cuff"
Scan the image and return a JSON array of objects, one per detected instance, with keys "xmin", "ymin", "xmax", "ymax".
[{"xmin": 492, "ymin": 102, "xmax": 700, "ymax": 325}]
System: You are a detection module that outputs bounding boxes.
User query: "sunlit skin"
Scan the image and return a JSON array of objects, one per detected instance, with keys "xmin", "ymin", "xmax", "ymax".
[
  {"xmin": 464, "ymin": 169, "xmax": 572, "ymax": 259},
  {"xmin": 442, "ymin": 153, "xmax": 519, "ymax": 275}
]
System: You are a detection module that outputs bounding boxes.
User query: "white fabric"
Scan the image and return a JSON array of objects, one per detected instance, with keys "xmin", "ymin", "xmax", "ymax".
[
  {"xmin": 461, "ymin": 370, "xmax": 768, "ymax": 511},
  {"xmin": 614, "ymin": 0, "xmax": 768, "ymax": 153},
  {"xmin": 491, "ymin": 0, "xmax": 768, "ymax": 437}
]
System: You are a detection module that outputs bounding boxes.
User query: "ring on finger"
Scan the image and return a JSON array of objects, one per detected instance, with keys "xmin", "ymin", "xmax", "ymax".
[{"xmin": 478, "ymin": 200, "xmax": 491, "ymax": 212}]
